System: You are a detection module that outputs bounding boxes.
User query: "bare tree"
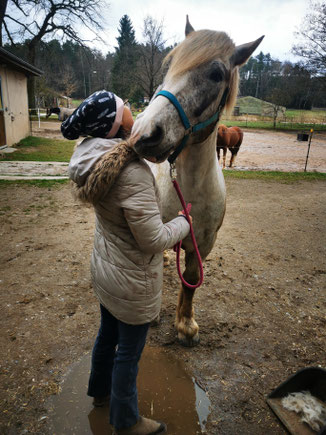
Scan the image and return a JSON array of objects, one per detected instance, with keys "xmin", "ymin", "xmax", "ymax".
[
  {"xmin": 266, "ymin": 88, "xmax": 289, "ymax": 128},
  {"xmin": 292, "ymin": 1, "xmax": 326, "ymax": 76},
  {"xmin": 60, "ymin": 64, "xmax": 78, "ymax": 100},
  {"xmin": 3, "ymin": 0, "xmax": 109, "ymax": 107},
  {"xmin": 136, "ymin": 16, "xmax": 167, "ymax": 99}
]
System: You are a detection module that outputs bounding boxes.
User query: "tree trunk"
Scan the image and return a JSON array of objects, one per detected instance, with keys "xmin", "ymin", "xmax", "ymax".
[
  {"xmin": 255, "ymin": 74, "xmax": 260, "ymax": 98},
  {"xmin": 273, "ymin": 108, "xmax": 277, "ymax": 129},
  {"xmin": 0, "ymin": 0, "xmax": 8, "ymax": 47},
  {"xmin": 27, "ymin": 43, "xmax": 37, "ymax": 111}
]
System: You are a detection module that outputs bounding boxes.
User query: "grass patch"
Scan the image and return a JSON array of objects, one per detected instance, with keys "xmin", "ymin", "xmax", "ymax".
[
  {"xmin": 0, "ymin": 179, "xmax": 69, "ymax": 188},
  {"xmin": 236, "ymin": 96, "xmax": 278, "ymax": 115},
  {"xmin": 223, "ymin": 170, "xmax": 326, "ymax": 183},
  {"xmin": 1, "ymin": 137, "xmax": 75, "ymax": 162},
  {"xmin": 72, "ymin": 99, "xmax": 83, "ymax": 107},
  {"xmin": 285, "ymin": 109, "xmax": 326, "ymax": 122}
]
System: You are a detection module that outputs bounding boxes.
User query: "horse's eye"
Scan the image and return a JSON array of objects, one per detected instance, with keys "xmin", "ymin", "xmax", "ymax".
[{"xmin": 209, "ymin": 63, "xmax": 224, "ymax": 82}]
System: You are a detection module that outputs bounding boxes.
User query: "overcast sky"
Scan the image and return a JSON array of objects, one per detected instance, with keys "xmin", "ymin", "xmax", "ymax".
[{"xmin": 98, "ymin": 0, "xmax": 309, "ymax": 61}]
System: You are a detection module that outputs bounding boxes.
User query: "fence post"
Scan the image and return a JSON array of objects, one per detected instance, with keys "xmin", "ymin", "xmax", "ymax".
[
  {"xmin": 304, "ymin": 129, "xmax": 314, "ymax": 172},
  {"xmin": 29, "ymin": 108, "xmax": 33, "ymax": 135},
  {"xmin": 38, "ymin": 107, "xmax": 41, "ymax": 129}
]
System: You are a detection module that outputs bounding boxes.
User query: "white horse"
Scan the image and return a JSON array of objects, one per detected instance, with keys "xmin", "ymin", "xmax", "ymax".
[{"xmin": 131, "ymin": 17, "xmax": 263, "ymax": 346}]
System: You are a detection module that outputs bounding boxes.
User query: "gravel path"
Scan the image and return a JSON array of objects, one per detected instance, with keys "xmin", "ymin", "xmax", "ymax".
[{"xmin": 0, "ymin": 161, "xmax": 69, "ymax": 180}]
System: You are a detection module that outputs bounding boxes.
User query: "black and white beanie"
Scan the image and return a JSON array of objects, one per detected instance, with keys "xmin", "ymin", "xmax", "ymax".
[{"xmin": 61, "ymin": 90, "xmax": 124, "ymax": 140}]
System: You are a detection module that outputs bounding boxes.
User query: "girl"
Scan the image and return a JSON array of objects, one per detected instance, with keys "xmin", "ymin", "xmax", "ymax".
[{"xmin": 62, "ymin": 90, "xmax": 191, "ymax": 435}]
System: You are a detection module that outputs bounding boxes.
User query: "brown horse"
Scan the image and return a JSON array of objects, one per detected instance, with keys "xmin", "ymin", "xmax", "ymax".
[{"xmin": 216, "ymin": 124, "xmax": 243, "ymax": 168}]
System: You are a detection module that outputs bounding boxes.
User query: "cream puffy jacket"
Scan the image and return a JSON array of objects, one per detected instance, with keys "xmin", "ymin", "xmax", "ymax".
[{"xmin": 69, "ymin": 137, "xmax": 190, "ymax": 324}]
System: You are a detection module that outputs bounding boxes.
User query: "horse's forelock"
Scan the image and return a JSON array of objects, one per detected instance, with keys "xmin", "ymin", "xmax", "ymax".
[
  {"xmin": 225, "ymin": 67, "xmax": 239, "ymax": 115},
  {"xmin": 164, "ymin": 30, "xmax": 235, "ymax": 79}
]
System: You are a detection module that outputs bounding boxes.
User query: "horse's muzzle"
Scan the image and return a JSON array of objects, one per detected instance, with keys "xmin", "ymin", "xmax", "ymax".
[
  {"xmin": 135, "ymin": 125, "xmax": 163, "ymax": 149},
  {"xmin": 134, "ymin": 124, "xmax": 169, "ymax": 158}
]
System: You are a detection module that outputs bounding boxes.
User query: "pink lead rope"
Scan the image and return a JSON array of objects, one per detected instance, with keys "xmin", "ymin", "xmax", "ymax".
[{"xmin": 171, "ymin": 176, "xmax": 204, "ymax": 290}]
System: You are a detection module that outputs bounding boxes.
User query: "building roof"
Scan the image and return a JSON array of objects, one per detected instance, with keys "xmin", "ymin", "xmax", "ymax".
[{"xmin": 0, "ymin": 47, "xmax": 43, "ymax": 77}]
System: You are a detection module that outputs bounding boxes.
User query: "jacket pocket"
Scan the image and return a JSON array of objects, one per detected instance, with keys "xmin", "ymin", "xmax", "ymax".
[{"xmin": 146, "ymin": 258, "xmax": 163, "ymax": 298}]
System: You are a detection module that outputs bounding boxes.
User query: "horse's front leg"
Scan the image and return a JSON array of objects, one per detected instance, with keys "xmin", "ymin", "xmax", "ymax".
[
  {"xmin": 175, "ymin": 251, "xmax": 200, "ymax": 347},
  {"xmin": 222, "ymin": 147, "xmax": 227, "ymax": 169},
  {"xmin": 229, "ymin": 148, "xmax": 239, "ymax": 167},
  {"xmin": 216, "ymin": 147, "xmax": 221, "ymax": 162}
]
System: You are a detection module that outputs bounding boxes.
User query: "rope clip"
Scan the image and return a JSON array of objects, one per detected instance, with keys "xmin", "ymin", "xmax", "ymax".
[{"xmin": 170, "ymin": 163, "xmax": 177, "ymax": 180}]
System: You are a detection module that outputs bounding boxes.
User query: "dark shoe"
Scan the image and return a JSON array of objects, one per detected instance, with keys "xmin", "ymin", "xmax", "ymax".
[
  {"xmin": 115, "ymin": 416, "xmax": 167, "ymax": 434},
  {"xmin": 92, "ymin": 395, "xmax": 110, "ymax": 407}
]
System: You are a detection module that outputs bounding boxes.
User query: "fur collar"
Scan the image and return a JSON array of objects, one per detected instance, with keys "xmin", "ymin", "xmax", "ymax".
[{"xmin": 72, "ymin": 140, "xmax": 138, "ymax": 204}]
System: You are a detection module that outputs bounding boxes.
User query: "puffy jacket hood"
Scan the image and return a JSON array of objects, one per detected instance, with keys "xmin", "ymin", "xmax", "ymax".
[{"xmin": 69, "ymin": 137, "xmax": 138, "ymax": 204}]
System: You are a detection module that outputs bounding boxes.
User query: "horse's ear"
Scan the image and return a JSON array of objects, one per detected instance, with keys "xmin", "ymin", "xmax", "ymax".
[
  {"xmin": 230, "ymin": 35, "xmax": 264, "ymax": 67},
  {"xmin": 185, "ymin": 15, "xmax": 195, "ymax": 37}
]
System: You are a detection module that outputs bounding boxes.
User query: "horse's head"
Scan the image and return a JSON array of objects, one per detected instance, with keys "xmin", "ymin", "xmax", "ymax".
[
  {"xmin": 132, "ymin": 17, "xmax": 263, "ymax": 162},
  {"xmin": 218, "ymin": 124, "xmax": 229, "ymax": 137},
  {"xmin": 46, "ymin": 107, "xmax": 60, "ymax": 118}
]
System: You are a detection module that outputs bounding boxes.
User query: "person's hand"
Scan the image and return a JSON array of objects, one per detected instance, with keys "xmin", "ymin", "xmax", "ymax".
[
  {"xmin": 178, "ymin": 203, "xmax": 192, "ymax": 224},
  {"xmin": 178, "ymin": 211, "xmax": 193, "ymax": 224}
]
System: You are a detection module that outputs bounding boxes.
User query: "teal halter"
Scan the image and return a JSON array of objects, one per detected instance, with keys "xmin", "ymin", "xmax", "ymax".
[{"xmin": 155, "ymin": 87, "xmax": 229, "ymax": 164}]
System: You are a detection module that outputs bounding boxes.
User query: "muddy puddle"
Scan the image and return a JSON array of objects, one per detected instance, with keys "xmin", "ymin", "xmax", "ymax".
[{"xmin": 47, "ymin": 346, "xmax": 210, "ymax": 434}]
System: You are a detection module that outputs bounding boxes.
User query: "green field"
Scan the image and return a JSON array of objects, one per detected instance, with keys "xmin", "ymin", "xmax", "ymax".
[
  {"xmin": 284, "ymin": 108, "xmax": 326, "ymax": 122},
  {"xmin": 221, "ymin": 96, "xmax": 326, "ymax": 130},
  {"xmin": 71, "ymin": 99, "xmax": 83, "ymax": 107},
  {"xmin": 0, "ymin": 179, "xmax": 69, "ymax": 188},
  {"xmin": 2, "ymin": 137, "xmax": 76, "ymax": 162},
  {"xmin": 236, "ymin": 96, "xmax": 281, "ymax": 115}
]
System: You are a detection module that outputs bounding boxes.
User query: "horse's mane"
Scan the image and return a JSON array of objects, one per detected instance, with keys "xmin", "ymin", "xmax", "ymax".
[{"xmin": 163, "ymin": 30, "xmax": 239, "ymax": 114}]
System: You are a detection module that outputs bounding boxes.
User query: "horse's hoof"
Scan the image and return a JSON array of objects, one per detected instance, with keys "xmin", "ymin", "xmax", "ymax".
[{"xmin": 177, "ymin": 332, "xmax": 200, "ymax": 347}]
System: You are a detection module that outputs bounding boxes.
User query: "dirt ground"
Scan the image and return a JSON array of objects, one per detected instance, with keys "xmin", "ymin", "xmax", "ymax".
[{"xmin": 1, "ymin": 127, "xmax": 326, "ymax": 434}]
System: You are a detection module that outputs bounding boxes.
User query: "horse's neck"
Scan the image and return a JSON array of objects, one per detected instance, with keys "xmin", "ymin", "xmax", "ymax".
[
  {"xmin": 176, "ymin": 130, "xmax": 218, "ymax": 191},
  {"xmin": 149, "ymin": 129, "xmax": 223, "ymax": 215},
  {"xmin": 156, "ymin": 129, "xmax": 225, "ymax": 228}
]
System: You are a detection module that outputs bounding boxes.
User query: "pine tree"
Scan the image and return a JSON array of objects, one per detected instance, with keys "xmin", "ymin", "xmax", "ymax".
[{"xmin": 111, "ymin": 15, "xmax": 138, "ymax": 100}]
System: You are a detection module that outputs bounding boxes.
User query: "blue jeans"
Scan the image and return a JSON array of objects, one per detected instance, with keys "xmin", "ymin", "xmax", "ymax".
[{"xmin": 87, "ymin": 304, "xmax": 150, "ymax": 430}]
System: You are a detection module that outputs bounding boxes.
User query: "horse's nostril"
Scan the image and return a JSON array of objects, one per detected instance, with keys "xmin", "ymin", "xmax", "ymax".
[{"xmin": 139, "ymin": 125, "xmax": 163, "ymax": 148}]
